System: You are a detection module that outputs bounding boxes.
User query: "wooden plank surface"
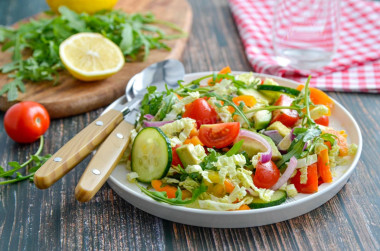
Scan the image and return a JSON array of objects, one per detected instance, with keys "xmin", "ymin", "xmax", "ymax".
[
  {"xmin": 1, "ymin": 0, "xmax": 380, "ymax": 250},
  {"xmin": 0, "ymin": 0, "xmax": 192, "ymax": 118}
]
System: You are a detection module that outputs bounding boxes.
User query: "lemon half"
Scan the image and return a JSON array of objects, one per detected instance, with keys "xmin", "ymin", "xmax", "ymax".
[{"xmin": 59, "ymin": 33, "xmax": 124, "ymax": 81}]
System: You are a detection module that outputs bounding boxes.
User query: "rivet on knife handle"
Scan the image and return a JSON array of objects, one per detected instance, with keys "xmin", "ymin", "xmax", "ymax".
[
  {"xmin": 34, "ymin": 109, "xmax": 124, "ymax": 189},
  {"xmin": 75, "ymin": 121, "xmax": 135, "ymax": 202}
]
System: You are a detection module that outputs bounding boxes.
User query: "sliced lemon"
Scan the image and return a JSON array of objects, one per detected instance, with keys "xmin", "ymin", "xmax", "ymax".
[{"xmin": 59, "ymin": 32, "xmax": 124, "ymax": 81}]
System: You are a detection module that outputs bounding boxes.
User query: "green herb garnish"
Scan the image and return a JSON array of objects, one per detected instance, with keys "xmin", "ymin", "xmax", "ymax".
[
  {"xmin": 0, "ymin": 136, "xmax": 51, "ymax": 185},
  {"xmin": 138, "ymin": 183, "xmax": 207, "ymax": 205}
]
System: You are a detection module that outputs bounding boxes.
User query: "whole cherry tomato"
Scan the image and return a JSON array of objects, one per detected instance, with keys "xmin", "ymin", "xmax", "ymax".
[
  {"xmin": 183, "ymin": 98, "xmax": 219, "ymax": 128},
  {"xmin": 4, "ymin": 101, "xmax": 50, "ymax": 143},
  {"xmin": 253, "ymin": 161, "xmax": 280, "ymax": 189},
  {"xmin": 198, "ymin": 122, "xmax": 240, "ymax": 148}
]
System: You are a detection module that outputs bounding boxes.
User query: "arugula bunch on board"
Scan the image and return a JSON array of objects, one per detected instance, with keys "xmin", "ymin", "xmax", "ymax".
[{"xmin": 0, "ymin": 6, "xmax": 185, "ymax": 101}]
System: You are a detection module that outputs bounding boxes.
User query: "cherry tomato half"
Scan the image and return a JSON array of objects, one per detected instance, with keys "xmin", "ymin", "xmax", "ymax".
[
  {"xmin": 198, "ymin": 122, "xmax": 240, "ymax": 148},
  {"xmin": 183, "ymin": 98, "xmax": 219, "ymax": 128},
  {"xmin": 4, "ymin": 101, "xmax": 50, "ymax": 143},
  {"xmin": 270, "ymin": 94, "xmax": 299, "ymax": 128},
  {"xmin": 314, "ymin": 115, "xmax": 329, "ymax": 126},
  {"xmin": 253, "ymin": 161, "xmax": 280, "ymax": 189}
]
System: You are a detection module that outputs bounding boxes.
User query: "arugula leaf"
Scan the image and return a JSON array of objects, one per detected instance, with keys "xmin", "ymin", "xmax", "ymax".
[
  {"xmin": 139, "ymin": 86, "xmax": 164, "ymax": 122},
  {"xmin": 199, "ymin": 148, "xmax": 220, "ymax": 171},
  {"xmin": 0, "ymin": 78, "xmax": 25, "ymax": 101},
  {"xmin": 138, "ymin": 183, "xmax": 207, "ymax": 205},
  {"xmin": 225, "ymin": 140, "xmax": 244, "ymax": 157},
  {"xmin": 158, "ymin": 91, "xmax": 176, "ymax": 120},
  {"xmin": 59, "ymin": 7, "xmax": 87, "ymax": 32},
  {"xmin": 0, "ymin": 136, "xmax": 51, "ymax": 185}
]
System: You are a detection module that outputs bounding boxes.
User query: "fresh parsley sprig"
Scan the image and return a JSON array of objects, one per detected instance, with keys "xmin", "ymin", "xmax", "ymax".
[{"xmin": 0, "ymin": 136, "xmax": 51, "ymax": 185}]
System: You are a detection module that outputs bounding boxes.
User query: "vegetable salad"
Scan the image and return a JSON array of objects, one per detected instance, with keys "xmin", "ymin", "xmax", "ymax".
[{"xmin": 124, "ymin": 67, "xmax": 357, "ymax": 211}]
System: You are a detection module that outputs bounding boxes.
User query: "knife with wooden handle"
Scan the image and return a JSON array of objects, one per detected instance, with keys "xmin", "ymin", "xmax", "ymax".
[
  {"xmin": 33, "ymin": 103, "xmax": 131, "ymax": 189},
  {"xmin": 74, "ymin": 98, "xmax": 142, "ymax": 202},
  {"xmin": 74, "ymin": 120, "xmax": 135, "ymax": 202}
]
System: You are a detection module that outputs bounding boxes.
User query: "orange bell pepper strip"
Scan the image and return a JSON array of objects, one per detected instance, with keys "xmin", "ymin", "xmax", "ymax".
[
  {"xmin": 208, "ymin": 66, "xmax": 232, "ymax": 85},
  {"xmin": 224, "ymin": 179, "xmax": 235, "ymax": 194},
  {"xmin": 317, "ymin": 149, "xmax": 333, "ymax": 183},
  {"xmin": 228, "ymin": 95, "xmax": 257, "ymax": 114},
  {"xmin": 238, "ymin": 204, "xmax": 251, "ymax": 210},
  {"xmin": 151, "ymin": 180, "xmax": 178, "ymax": 199},
  {"xmin": 184, "ymin": 136, "xmax": 203, "ymax": 146},
  {"xmin": 290, "ymin": 163, "xmax": 319, "ymax": 194},
  {"xmin": 296, "ymin": 85, "xmax": 334, "ymax": 116},
  {"xmin": 189, "ymin": 127, "xmax": 199, "ymax": 138}
]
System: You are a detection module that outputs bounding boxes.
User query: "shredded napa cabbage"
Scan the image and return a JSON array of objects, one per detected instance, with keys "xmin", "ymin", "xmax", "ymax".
[
  {"xmin": 163, "ymin": 91, "xmax": 200, "ymax": 121},
  {"xmin": 159, "ymin": 118, "xmax": 196, "ymax": 147}
]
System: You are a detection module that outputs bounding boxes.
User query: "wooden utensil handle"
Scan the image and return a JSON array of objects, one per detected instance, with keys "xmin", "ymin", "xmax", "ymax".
[
  {"xmin": 75, "ymin": 121, "xmax": 134, "ymax": 202},
  {"xmin": 34, "ymin": 109, "xmax": 123, "ymax": 189}
]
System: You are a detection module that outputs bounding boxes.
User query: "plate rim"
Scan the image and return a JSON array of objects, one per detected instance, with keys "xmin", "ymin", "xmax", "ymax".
[{"xmin": 107, "ymin": 71, "xmax": 363, "ymax": 226}]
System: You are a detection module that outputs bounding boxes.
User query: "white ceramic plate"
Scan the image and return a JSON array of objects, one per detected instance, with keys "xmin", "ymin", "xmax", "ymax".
[{"xmin": 106, "ymin": 72, "xmax": 362, "ymax": 228}]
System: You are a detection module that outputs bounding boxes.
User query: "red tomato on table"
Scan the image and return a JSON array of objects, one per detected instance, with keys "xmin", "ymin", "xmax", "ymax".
[
  {"xmin": 4, "ymin": 101, "xmax": 50, "ymax": 143},
  {"xmin": 270, "ymin": 94, "xmax": 299, "ymax": 127},
  {"xmin": 253, "ymin": 161, "xmax": 280, "ymax": 189},
  {"xmin": 198, "ymin": 122, "xmax": 240, "ymax": 148},
  {"xmin": 183, "ymin": 98, "xmax": 219, "ymax": 128}
]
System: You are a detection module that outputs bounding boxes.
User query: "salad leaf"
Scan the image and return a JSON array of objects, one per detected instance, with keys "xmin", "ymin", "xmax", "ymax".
[
  {"xmin": 199, "ymin": 148, "xmax": 220, "ymax": 171},
  {"xmin": 225, "ymin": 140, "xmax": 244, "ymax": 157},
  {"xmin": 138, "ymin": 183, "xmax": 207, "ymax": 205},
  {"xmin": 158, "ymin": 91, "xmax": 177, "ymax": 120},
  {"xmin": 139, "ymin": 86, "xmax": 164, "ymax": 122}
]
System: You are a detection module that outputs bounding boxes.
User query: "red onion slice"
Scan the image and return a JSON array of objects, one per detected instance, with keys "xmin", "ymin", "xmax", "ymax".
[
  {"xmin": 143, "ymin": 120, "xmax": 174, "ymax": 127},
  {"xmin": 143, "ymin": 114, "xmax": 155, "ymax": 120},
  {"xmin": 271, "ymin": 156, "xmax": 297, "ymax": 191},
  {"xmin": 235, "ymin": 129, "xmax": 272, "ymax": 163},
  {"xmin": 263, "ymin": 130, "xmax": 283, "ymax": 145}
]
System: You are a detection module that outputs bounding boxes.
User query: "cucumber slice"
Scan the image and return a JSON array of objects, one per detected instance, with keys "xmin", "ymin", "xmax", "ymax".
[
  {"xmin": 249, "ymin": 190, "xmax": 286, "ymax": 209},
  {"xmin": 131, "ymin": 127, "xmax": 172, "ymax": 183},
  {"xmin": 257, "ymin": 85, "xmax": 300, "ymax": 97}
]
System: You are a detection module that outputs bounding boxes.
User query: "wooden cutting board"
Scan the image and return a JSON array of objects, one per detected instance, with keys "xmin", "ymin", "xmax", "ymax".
[{"xmin": 0, "ymin": 0, "xmax": 192, "ymax": 118}]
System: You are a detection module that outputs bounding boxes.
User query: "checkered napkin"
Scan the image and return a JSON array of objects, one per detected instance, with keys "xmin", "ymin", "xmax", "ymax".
[{"xmin": 229, "ymin": 0, "xmax": 380, "ymax": 93}]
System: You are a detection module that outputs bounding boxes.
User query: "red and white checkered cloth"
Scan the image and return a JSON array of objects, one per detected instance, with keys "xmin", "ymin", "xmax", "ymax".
[{"xmin": 229, "ymin": 0, "xmax": 380, "ymax": 93}]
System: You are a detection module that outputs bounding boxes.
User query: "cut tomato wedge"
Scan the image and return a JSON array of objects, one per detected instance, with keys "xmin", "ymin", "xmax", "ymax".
[
  {"xmin": 270, "ymin": 94, "xmax": 299, "ymax": 127},
  {"xmin": 198, "ymin": 122, "xmax": 240, "ymax": 148},
  {"xmin": 183, "ymin": 98, "xmax": 219, "ymax": 128}
]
